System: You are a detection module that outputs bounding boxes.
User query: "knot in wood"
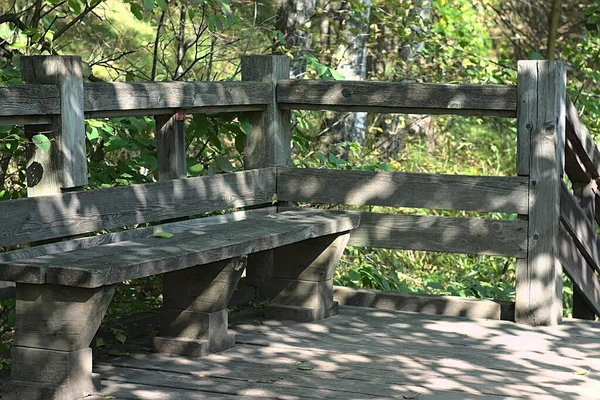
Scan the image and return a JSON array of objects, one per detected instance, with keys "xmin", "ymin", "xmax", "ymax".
[{"xmin": 341, "ymin": 88, "xmax": 353, "ymax": 98}]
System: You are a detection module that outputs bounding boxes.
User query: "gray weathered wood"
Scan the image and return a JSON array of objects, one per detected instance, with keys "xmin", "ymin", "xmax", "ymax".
[
  {"xmin": 6, "ymin": 283, "xmax": 115, "ymax": 400},
  {"xmin": 559, "ymin": 182, "xmax": 600, "ymax": 275},
  {"xmin": 241, "ymin": 56, "xmax": 291, "ymax": 297},
  {"xmin": 571, "ymin": 180, "xmax": 597, "ymax": 319},
  {"xmin": 348, "ymin": 212, "xmax": 527, "ymax": 258},
  {"xmin": 0, "ymin": 208, "xmax": 275, "ymax": 262},
  {"xmin": 0, "ymin": 210, "xmax": 359, "ymax": 287},
  {"xmin": 0, "ymin": 168, "xmax": 276, "ymax": 248},
  {"xmin": 92, "ymin": 306, "xmax": 600, "ymax": 400},
  {"xmin": 516, "ymin": 62, "xmax": 536, "ymax": 175},
  {"xmin": 21, "ymin": 56, "xmax": 88, "ymax": 192},
  {"xmin": 83, "ymin": 81, "xmax": 271, "ymax": 117},
  {"xmin": 277, "ymin": 167, "xmax": 529, "ymax": 214},
  {"xmin": 565, "ymin": 134, "xmax": 593, "ymax": 183},
  {"xmin": 516, "ymin": 60, "xmax": 566, "ymax": 326},
  {"xmin": 156, "ymin": 112, "xmax": 187, "ymax": 180},
  {"xmin": 267, "ymin": 232, "xmax": 350, "ymax": 322},
  {"xmin": 156, "ymin": 258, "xmax": 245, "ymax": 356},
  {"xmin": 558, "ymin": 229, "xmax": 600, "ymax": 317},
  {"xmin": 333, "ymin": 286, "xmax": 515, "ymax": 321},
  {"xmin": 241, "ymin": 55, "xmax": 291, "ymax": 169},
  {"xmin": 0, "ymin": 84, "xmax": 59, "ymax": 121},
  {"xmin": 277, "ymin": 80, "xmax": 517, "ymax": 117},
  {"xmin": 565, "ymin": 97, "xmax": 600, "ymax": 179}
]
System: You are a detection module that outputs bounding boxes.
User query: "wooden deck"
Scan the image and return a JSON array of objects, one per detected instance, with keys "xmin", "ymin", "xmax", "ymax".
[{"xmin": 89, "ymin": 305, "xmax": 600, "ymax": 400}]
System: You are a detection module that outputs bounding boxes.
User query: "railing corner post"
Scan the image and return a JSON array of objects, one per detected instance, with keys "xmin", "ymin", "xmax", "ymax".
[{"xmin": 515, "ymin": 60, "xmax": 567, "ymax": 326}]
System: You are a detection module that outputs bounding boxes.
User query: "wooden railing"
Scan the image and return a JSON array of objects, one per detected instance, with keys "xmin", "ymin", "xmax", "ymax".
[{"xmin": 0, "ymin": 55, "xmax": 598, "ymax": 326}]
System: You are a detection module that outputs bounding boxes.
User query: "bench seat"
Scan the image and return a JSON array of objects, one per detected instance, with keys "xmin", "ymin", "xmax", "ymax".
[
  {"xmin": 0, "ymin": 209, "xmax": 358, "ymax": 288},
  {"xmin": 2, "ymin": 207, "xmax": 359, "ymax": 400}
]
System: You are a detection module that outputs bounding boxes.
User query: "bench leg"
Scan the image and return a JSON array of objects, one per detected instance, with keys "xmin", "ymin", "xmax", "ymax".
[
  {"xmin": 154, "ymin": 257, "xmax": 245, "ymax": 357},
  {"xmin": 6, "ymin": 283, "xmax": 115, "ymax": 400},
  {"xmin": 266, "ymin": 232, "xmax": 350, "ymax": 322}
]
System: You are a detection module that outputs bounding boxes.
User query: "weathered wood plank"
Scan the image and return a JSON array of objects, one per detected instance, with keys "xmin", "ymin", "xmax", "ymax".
[
  {"xmin": 0, "ymin": 84, "xmax": 59, "ymax": 117},
  {"xmin": 277, "ymin": 80, "xmax": 517, "ymax": 117},
  {"xmin": 348, "ymin": 212, "xmax": 527, "ymax": 257},
  {"xmin": 82, "ymin": 81, "xmax": 271, "ymax": 117},
  {"xmin": 277, "ymin": 167, "xmax": 529, "ymax": 214},
  {"xmin": 0, "ymin": 208, "xmax": 275, "ymax": 262},
  {"xmin": 516, "ymin": 60, "xmax": 566, "ymax": 326},
  {"xmin": 558, "ymin": 229, "xmax": 600, "ymax": 317},
  {"xmin": 0, "ymin": 210, "xmax": 359, "ymax": 287},
  {"xmin": 0, "ymin": 168, "xmax": 276, "ymax": 248},
  {"xmin": 565, "ymin": 97, "xmax": 600, "ymax": 179},
  {"xmin": 516, "ymin": 61, "xmax": 535, "ymax": 175},
  {"xmin": 333, "ymin": 286, "xmax": 514, "ymax": 320},
  {"xmin": 559, "ymin": 182, "xmax": 600, "ymax": 275}
]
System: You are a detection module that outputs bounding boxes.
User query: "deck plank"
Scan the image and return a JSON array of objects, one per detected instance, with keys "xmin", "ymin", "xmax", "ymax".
[{"xmin": 92, "ymin": 306, "xmax": 600, "ymax": 400}]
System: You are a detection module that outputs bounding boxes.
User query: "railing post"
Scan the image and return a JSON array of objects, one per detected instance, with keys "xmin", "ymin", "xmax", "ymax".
[
  {"xmin": 241, "ymin": 55, "xmax": 291, "ymax": 298},
  {"xmin": 20, "ymin": 56, "xmax": 88, "ymax": 195},
  {"xmin": 155, "ymin": 111, "xmax": 187, "ymax": 181},
  {"xmin": 516, "ymin": 60, "xmax": 566, "ymax": 326}
]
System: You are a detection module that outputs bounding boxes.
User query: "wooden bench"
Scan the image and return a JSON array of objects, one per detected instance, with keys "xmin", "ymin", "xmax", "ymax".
[{"xmin": 0, "ymin": 167, "xmax": 359, "ymax": 400}]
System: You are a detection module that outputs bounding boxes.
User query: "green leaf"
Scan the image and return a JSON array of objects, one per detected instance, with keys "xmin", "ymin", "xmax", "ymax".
[
  {"xmin": 107, "ymin": 349, "xmax": 129, "ymax": 356},
  {"xmin": 240, "ymin": 118, "xmax": 252, "ymax": 135},
  {"xmin": 156, "ymin": 0, "xmax": 168, "ymax": 11},
  {"xmin": 96, "ymin": 337, "xmax": 105, "ymax": 348},
  {"xmin": 188, "ymin": 163, "xmax": 205, "ymax": 176},
  {"xmin": 32, "ymin": 134, "xmax": 51, "ymax": 151},
  {"xmin": 530, "ymin": 51, "xmax": 543, "ymax": 60},
  {"xmin": 143, "ymin": 0, "xmax": 154, "ymax": 11},
  {"xmin": 68, "ymin": 0, "xmax": 82, "ymax": 13},
  {"xmin": 235, "ymin": 132, "xmax": 245, "ymax": 154},
  {"xmin": 329, "ymin": 68, "xmax": 345, "ymax": 80},
  {"xmin": 153, "ymin": 231, "xmax": 174, "ymax": 239},
  {"xmin": 297, "ymin": 365, "xmax": 313, "ymax": 371},
  {"xmin": 115, "ymin": 332, "xmax": 127, "ymax": 344}
]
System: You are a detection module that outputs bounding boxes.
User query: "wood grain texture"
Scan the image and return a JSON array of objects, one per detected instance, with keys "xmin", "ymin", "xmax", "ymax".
[
  {"xmin": 156, "ymin": 114, "xmax": 186, "ymax": 181},
  {"xmin": 333, "ymin": 286, "xmax": 514, "ymax": 320},
  {"xmin": 0, "ymin": 168, "xmax": 276, "ymax": 248},
  {"xmin": 241, "ymin": 55, "xmax": 292, "ymax": 169},
  {"xmin": 559, "ymin": 182, "xmax": 600, "ymax": 274},
  {"xmin": 348, "ymin": 212, "xmax": 527, "ymax": 257},
  {"xmin": 92, "ymin": 306, "xmax": 600, "ymax": 400},
  {"xmin": 516, "ymin": 60, "xmax": 566, "ymax": 326},
  {"xmin": 0, "ymin": 84, "xmax": 59, "ymax": 117},
  {"xmin": 83, "ymin": 81, "xmax": 271, "ymax": 116},
  {"xmin": 21, "ymin": 56, "xmax": 88, "ymax": 190},
  {"xmin": 0, "ymin": 210, "xmax": 359, "ymax": 287},
  {"xmin": 0, "ymin": 208, "xmax": 276, "ymax": 262},
  {"xmin": 516, "ymin": 62, "xmax": 535, "ymax": 175},
  {"xmin": 277, "ymin": 80, "xmax": 517, "ymax": 117},
  {"xmin": 558, "ymin": 229, "xmax": 600, "ymax": 317},
  {"xmin": 565, "ymin": 97, "xmax": 600, "ymax": 179},
  {"xmin": 277, "ymin": 167, "xmax": 529, "ymax": 214}
]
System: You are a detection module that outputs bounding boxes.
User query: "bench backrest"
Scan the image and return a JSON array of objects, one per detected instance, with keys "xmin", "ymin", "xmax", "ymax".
[{"xmin": 0, "ymin": 168, "xmax": 276, "ymax": 249}]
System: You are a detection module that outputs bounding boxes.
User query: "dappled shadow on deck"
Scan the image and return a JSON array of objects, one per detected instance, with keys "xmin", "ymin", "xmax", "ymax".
[{"xmin": 91, "ymin": 305, "xmax": 600, "ymax": 400}]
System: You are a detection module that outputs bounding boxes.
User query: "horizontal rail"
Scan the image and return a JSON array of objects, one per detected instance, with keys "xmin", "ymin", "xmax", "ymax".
[
  {"xmin": 0, "ymin": 81, "xmax": 272, "ymax": 125},
  {"xmin": 277, "ymin": 167, "xmax": 528, "ymax": 214},
  {"xmin": 277, "ymin": 80, "xmax": 517, "ymax": 117},
  {"xmin": 0, "ymin": 168, "xmax": 276, "ymax": 248},
  {"xmin": 559, "ymin": 182, "xmax": 600, "ymax": 275},
  {"xmin": 348, "ymin": 212, "xmax": 527, "ymax": 258},
  {"xmin": 0, "ymin": 84, "xmax": 59, "ymax": 124},
  {"xmin": 558, "ymin": 228, "xmax": 600, "ymax": 316},
  {"xmin": 83, "ymin": 81, "xmax": 271, "ymax": 118}
]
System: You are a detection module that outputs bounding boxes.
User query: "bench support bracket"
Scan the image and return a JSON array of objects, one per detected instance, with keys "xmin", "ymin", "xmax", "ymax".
[
  {"xmin": 154, "ymin": 257, "xmax": 245, "ymax": 357},
  {"xmin": 6, "ymin": 283, "xmax": 115, "ymax": 400},
  {"xmin": 266, "ymin": 232, "xmax": 350, "ymax": 322}
]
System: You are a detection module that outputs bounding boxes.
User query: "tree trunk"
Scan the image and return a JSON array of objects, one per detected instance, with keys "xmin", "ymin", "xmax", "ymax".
[
  {"xmin": 276, "ymin": 0, "xmax": 316, "ymax": 78},
  {"xmin": 335, "ymin": 0, "xmax": 372, "ymax": 146}
]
